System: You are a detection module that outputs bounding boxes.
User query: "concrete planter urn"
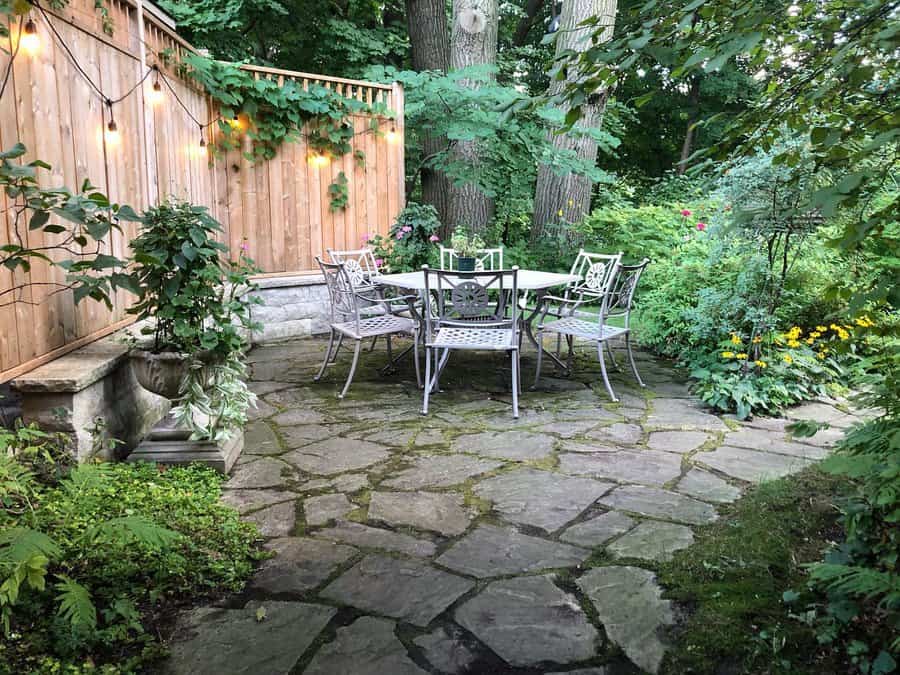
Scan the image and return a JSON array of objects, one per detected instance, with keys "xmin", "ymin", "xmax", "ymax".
[{"xmin": 130, "ymin": 349, "xmax": 192, "ymax": 400}]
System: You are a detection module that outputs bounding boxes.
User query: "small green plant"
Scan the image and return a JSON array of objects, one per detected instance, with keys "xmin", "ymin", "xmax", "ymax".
[
  {"xmin": 449, "ymin": 227, "xmax": 486, "ymax": 259},
  {"xmin": 368, "ymin": 202, "xmax": 442, "ymax": 272},
  {"xmin": 127, "ymin": 199, "xmax": 261, "ymax": 440},
  {"xmin": 328, "ymin": 171, "xmax": 349, "ymax": 211}
]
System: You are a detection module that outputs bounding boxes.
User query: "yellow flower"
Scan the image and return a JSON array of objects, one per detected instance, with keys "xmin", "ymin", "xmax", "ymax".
[
  {"xmin": 730, "ymin": 333, "xmax": 742, "ymax": 345},
  {"xmin": 752, "ymin": 336, "xmax": 762, "ymax": 344},
  {"xmin": 736, "ymin": 353, "xmax": 748, "ymax": 360},
  {"xmin": 805, "ymin": 338, "xmax": 815, "ymax": 345},
  {"xmin": 809, "ymin": 331, "xmax": 821, "ymax": 339},
  {"xmin": 855, "ymin": 316, "xmax": 874, "ymax": 328},
  {"xmin": 754, "ymin": 360, "xmax": 767, "ymax": 368},
  {"xmin": 816, "ymin": 325, "xmax": 827, "ymax": 332},
  {"xmin": 787, "ymin": 339, "xmax": 801, "ymax": 348},
  {"xmin": 557, "ymin": 209, "xmax": 564, "ymax": 217},
  {"xmin": 783, "ymin": 354, "xmax": 793, "ymax": 364},
  {"xmin": 567, "ymin": 199, "xmax": 574, "ymax": 206},
  {"xmin": 817, "ymin": 351, "xmax": 826, "ymax": 360},
  {"xmin": 721, "ymin": 351, "xmax": 735, "ymax": 358},
  {"xmin": 836, "ymin": 328, "xmax": 849, "ymax": 340},
  {"xmin": 786, "ymin": 326, "xmax": 803, "ymax": 340}
]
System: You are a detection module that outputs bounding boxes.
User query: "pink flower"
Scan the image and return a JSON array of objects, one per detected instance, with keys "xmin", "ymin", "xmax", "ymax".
[
  {"xmin": 240, "ymin": 241, "xmax": 250, "ymax": 251},
  {"xmin": 429, "ymin": 234, "xmax": 440, "ymax": 242},
  {"xmin": 396, "ymin": 232, "xmax": 404, "ymax": 240},
  {"xmin": 401, "ymin": 225, "xmax": 413, "ymax": 233},
  {"xmin": 375, "ymin": 258, "xmax": 384, "ymax": 267},
  {"xmin": 680, "ymin": 209, "xmax": 692, "ymax": 217},
  {"xmin": 696, "ymin": 222, "xmax": 706, "ymax": 231}
]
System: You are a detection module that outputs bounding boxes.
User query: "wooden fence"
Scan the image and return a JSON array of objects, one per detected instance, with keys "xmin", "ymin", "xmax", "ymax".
[{"xmin": 0, "ymin": 0, "xmax": 404, "ymax": 382}]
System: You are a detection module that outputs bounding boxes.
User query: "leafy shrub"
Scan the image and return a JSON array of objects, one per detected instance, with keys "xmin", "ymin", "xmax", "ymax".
[
  {"xmin": 369, "ymin": 202, "xmax": 441, "ymax": 272},
  {"xmin": 0, "ymin": 424, "xmax": 260, "ymax": 671}
]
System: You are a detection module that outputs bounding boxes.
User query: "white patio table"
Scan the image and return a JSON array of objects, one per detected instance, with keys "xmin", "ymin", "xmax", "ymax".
[{"xmin": 375, "ymin": 269, "xmax": 580, "ymax": 373}]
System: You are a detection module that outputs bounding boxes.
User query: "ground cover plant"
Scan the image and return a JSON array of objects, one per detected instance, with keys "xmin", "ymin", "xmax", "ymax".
[{"xmin": 0, "ymin": 424, "xmax": 261, "ymax": 673}]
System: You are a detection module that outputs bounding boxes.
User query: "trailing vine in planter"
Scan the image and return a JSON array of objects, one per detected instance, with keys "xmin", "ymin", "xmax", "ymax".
[{"xmin": 178, "ymin": 53, "xmax": 394, "ymax": 209}]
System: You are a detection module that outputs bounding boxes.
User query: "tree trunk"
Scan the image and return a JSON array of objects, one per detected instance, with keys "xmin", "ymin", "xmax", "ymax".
[
  {"xmin": 531, "ymin": 0, "xmax": 616, "ymax": 243},
  {"xmin": 446, "ymin": 0, "xmax": 498, "ymax": 235},
  {"xmin": 677, "ymin": 75, "xmax": 701, "ymax": 175},
  {"xmin": 406, "ymin": 0, "xmax": 453, "ymax": 226}
]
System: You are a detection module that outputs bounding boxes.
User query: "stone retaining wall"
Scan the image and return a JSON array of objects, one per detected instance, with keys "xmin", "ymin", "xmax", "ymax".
[{"xmin": 249, "ymin": 275, "xmax": 330, "ymax": 343}]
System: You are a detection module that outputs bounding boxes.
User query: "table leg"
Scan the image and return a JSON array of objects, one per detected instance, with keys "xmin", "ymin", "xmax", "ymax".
[{"xmin": 523, "ymin": 289, "xmax": 570, "ymax": 372}]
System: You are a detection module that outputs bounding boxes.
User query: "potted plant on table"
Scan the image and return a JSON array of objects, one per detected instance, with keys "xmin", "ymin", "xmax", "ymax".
[
  {"xmin": 450, "ymin": 227, "xmax": 486, "ymax": 271},
  {"xmin": 127, "ymin": 199, "xmax": 260, "ymax": 443}
]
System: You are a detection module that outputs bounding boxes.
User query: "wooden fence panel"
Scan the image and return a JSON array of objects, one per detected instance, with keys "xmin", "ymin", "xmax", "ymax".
[{"xmin": 0, "ymin": 5, "xmax": 403, "ymax": 382}]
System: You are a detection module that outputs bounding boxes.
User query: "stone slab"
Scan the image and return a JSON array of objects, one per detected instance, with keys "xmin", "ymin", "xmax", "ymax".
[
  {"xmin": 559, "ymin": 511, "xmax": 636, "ymax": 548},
  {"xmin": 598, "ymin": 485, "xmax": 718, "ymax": 525},
  {"xmin": 321, "ymin": 555, "xmax": 473, "ymax": 627},
  {"xmin": 646, "ymin": 398, "xmax": 727, "ymax": 431},
  {"xmin": 647, "ymin": 430, "xmax": 710, "ymax": 455},
  {"xmin": 586, "ymin": 422, "xmax": 643, "ymax": 445},
  {"xmin": 225, "ymin": 456, "xmax": 290, "ymax": 489},
  {"xmin": 304, "ymin": 493, "xmax": 353, "ymax": 526},
  {"xmin": 474, "ymin": 468, "xmax": 614, "ymax": 532},
  {"xmin": 413, "ymin": 626, "xmax": 477, "ymax": 675},
  {"xmin": 252, "ymin": 537, "xmax": 356, "ymax": 594},
  {"xmin": 315, "ymin": 521, "xmax": 436, "ymax": 558},
  {"xmin": 455, "ymin": 575, "xmax": 599, "ymax": 667},
  {"xmin": 271, "ymin": 408, "xmax": 330, "ymax": 426},
  {"xmin": 283, "ymin": 437, "xmax": 391, "ymax": 475},
  {"xmin": 368, "ymin": 491, "xmax": 472, "ymax": 536},
  {"xmin": 221, "ymin": 489, "xmax": 297, "ymax": 515},
  {"xmin": 243, "ymin": 501, "xmax": 296, "ymax": 538},
  {"xmin": 166, "ymin": 601, "xmax": 334, "ymax": 675},
  {"xmin": 577, "ymin": 566, "xmax": 673, "ymax": 674},
  {"xmin": 787, "ymin": 401, "xmax": 858, "ymax": 428},
  {"xmin": 280, "ymin": 424, "xmax": 352, "ymax": 447},
  {"xmin": 558, "ymin": 449, "xmax": 682, "ymax": 487},
  {"xmin": 451, "ymin": 430, "xmax": 557, "ymax": 461},
  {"xmin": 305, "ymin": 616, "xmax": 427, "ymax": 675},
  {"xmin": 381, "ymin": 454, "xmax": 503, "ymax": 490},
  {"xmin": 607, "ymin": 521, "xmax": 694, "ymax": 562},
  {"xmin": 698, "ymin": 445, "xmax": 814, "ymax": 483},
  {"xmin": 243, "ymin": 421, "xmax": 282, "ymax": 456},
  {"xmin": 724, "ymin": 427, "xmax": 829, "ymax": 460},
  {"xmin": 675, "ymin": 468, "xmax": 741, "ymax": 503},
  {"xmin": 435, "ymin": 524, "xmax": 589, "ymax": 577}
]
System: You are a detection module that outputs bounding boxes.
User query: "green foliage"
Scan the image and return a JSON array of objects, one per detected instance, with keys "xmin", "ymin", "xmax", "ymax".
[
  {"xmin": 0, "ymin": 143, "xmax": 139, "ymax": 309},
  {"xmin": 127, "ymin": 199, "xmax": 260, "ymax": 440},
  {"xmin": 448, "ymin": 227, "xmax": 486, "ymax": 259},
  {"xmin": 328, "ymin": 171, "xmax": 349, "ymax": 211},
  {"xmin": 0, "ymin": 425, "xmax": 259, "ymax": 671},
  {"xmin": 368, "ymin": 202, "xmax": 441, "ymax": 273}
]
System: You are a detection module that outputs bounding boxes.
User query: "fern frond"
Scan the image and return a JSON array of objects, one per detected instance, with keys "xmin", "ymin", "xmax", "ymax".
[
  {"xmin": 54, "ymin": 576, "xmax": 97, "ymax": 631},
  {"xmin": 0, "ymin": 527, "xmax": 61, "ymax": 564},
  {"xmin": 810, "ymin": 563, "xmax": 900, "ymax": 607},
  {"xmin": 84, "ymin": 516, "xmax": 180, "ymax": 549}
]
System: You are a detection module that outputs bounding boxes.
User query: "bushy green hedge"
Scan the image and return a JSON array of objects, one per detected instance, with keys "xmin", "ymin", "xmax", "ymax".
[{"xmin": 0, "ymin": 425, "xmax": 261, "ymax": 672}]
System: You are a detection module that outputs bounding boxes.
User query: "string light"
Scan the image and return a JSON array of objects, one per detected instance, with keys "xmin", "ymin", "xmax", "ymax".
[
  {"xmin": 198, "ymin": 125, "xmax": 207, "ymax": 157},
  {"xmin": 104, "ymin": 100, "xmax": 120, "ymax": 147},
  {"xmin": 149, "ymin": 67, "xmax": 164, "ymax": 105},
  {"xmin": 21, "ymin": 18, "xmax": 40, "ymax": 56},
  {"xmin": 384, "ymin": 124, "xmax": 400, "ymax": 143},
  {"xmin": 308, "ymin": 152, "xmax": 330, "ymax": 168}
]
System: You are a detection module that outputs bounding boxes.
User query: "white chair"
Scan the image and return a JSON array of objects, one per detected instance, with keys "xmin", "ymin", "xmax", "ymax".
[
  {"xmin": 314, "ymin": 257, "xmax": 420, "ymax": 398},
  {"xmin": 439, "ymin": 245, "xmax": 504, "ymax": 271},
  {"xmin": 534, "ymin": 258, "xmax": 650, "ymax": 402},
  {"xmin": 421, "ymin": 266, "xmax": 521, "ymax": 418}
]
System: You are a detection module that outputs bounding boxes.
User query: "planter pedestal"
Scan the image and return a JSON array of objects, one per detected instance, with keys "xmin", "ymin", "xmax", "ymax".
[{"xmin": 127, "ymin": 413, "xmax": 243, "ymax": 474}]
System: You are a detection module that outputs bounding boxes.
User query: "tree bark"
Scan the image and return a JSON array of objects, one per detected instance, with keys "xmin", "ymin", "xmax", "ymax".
[
  {"xmin": 512, "ymin": 0, "xmax": 546, "ymax": 46},
  {"xmin": 677, "ymin": 75, "xmax": 701, "ymax": 175},
  {"xmin": 405, "ymin": 0, "xmax": 453, "ymax": 226},
  {"xmin": 531, "ymin": 0, "xmax": 616, "ymax": 243},
  {"xmin": 446, "ymin": 0, "xmax": 499, "ymax": 234}
]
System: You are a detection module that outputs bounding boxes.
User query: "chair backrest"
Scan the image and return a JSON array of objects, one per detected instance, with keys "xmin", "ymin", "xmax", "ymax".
[
  {"xmin": 316, "ymin": 256, "xmax": 360, "ymax": 331},
  {"xmin": 605, "ymin": 258, "xmax": 650, "ymax": 326},
  {"xmin": 327, "ymin": 247, "xmax": 381, "ymax": 287},
  {"xmin": 566, "ymin": 250, "xmax": 623, "ymax": 300},
  {"xmin": 439, "ymin": 245, "xmax": 504, "ymax": 271},
  {"xmin": 421, "ymin": 266, "xmax": 519, "ymax": 343}
]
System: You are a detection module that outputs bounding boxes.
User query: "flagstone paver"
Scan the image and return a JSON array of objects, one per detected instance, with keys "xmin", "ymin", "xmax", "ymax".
[
  {"xmin": 455, "ymin": 575, "xmax": 600, "ymax": 667},
  {"xmin": 451, "ymin": 429, "xmax": 557, "ymax": 461},
  {"xmin": 368, "ymin": 491, "xmax": 472, "ymax": 536},
  {"xmin": 474, "ymin": 468, "xmax": 615, "ymax": 532},
  {"xmin": 435, "ymin": 524, "xmax": 589, "ymax": 577},
  {"xmin": 321, "ymin": 555, "xmax": 473, "ymax": 627},
  {"xmin": 167, "ymin": 339, "xmax": 846, "ymax": 675},
  {"xmin": 577, "ymin": 566, "xmax": 674, "ymax": 674}
]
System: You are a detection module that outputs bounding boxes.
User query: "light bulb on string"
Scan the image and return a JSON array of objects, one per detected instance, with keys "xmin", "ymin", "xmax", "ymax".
[
  {"xmin": 20, "ymin": 18, "xmax": 40, "ymax": 56},
  {"xmin": 104, "ymin": 101, "xmax": 120, "ymax": 147},
  {"xmin": 198, "ymin": 125, "xmax": 207, "ymax": 157},
  {"xmin": 150, "ymin": 79, "xmax": 164, "ymax": 106},
  {"xmin": 308, "ymin": 151, "xmax": 330, "ymax": 168},
  {"xmin": 384, "ymin": 124, "xmax": 400, "ymax": 143}
]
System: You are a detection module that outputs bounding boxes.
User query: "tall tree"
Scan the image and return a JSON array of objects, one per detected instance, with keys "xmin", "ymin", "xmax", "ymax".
[
  {"xmin": 405, "ymin": 0, "xmax": 453, "ymax": 225},
  {"xmin": 531, "ymin": 0, "xmax": 616, "ymax": 242},
  {"xmin": 446, "ymin": 0, "xmax": 499, "ymax": 233}
]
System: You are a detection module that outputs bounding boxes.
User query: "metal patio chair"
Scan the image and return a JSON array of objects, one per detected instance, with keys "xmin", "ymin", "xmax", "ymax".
[
  {"xmin": 421, "ymin": 266, "xmax": 521, "ymax": 418},
  {"xmin": 533, "ymin": 257, "xmax": 649, "ymax": 402},
  {"xmin": 439, "ymin": 245, "xmax": 504, "ymax": 271},
  {"xmin": 314, "ymin": 257, "xmax": 421, "ymax": 398}
]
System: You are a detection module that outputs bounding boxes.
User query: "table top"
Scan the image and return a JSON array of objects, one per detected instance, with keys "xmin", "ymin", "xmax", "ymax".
[{"xmin": 375, "ymin": 269, "xmax": 580, "ymax": 291}]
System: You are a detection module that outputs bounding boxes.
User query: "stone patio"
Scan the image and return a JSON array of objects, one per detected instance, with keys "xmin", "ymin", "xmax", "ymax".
[{"xmin": 166, "ymin": 335, "xmax": 859, "ymax": 675}]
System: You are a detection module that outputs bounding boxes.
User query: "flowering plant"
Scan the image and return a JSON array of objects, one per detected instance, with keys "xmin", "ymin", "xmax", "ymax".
[
  {"xmin": 449, "ymin": 227, "xmax": 486, "ymax": 259},
  {"xmin": 368, "ymin": 202, "xmax": 442, "ymax": 272}
]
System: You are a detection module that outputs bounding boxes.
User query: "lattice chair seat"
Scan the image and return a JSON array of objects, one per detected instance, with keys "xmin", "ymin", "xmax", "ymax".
[
  {"xmin": 541, "ymin": 317, "xmax": 626, "ymax": 342},
  {"xmin": 428, "ymin": 326, "xmax": 516, "ymax": 351},
  {"xmin": 334, "ymin": 314, "xmax": 417, "ymax": 339}
]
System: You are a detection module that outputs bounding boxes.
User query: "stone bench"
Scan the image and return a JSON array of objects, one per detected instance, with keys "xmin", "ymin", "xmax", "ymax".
[
  {"xmin": 11, "ymin": 332, "xmax": 169, "ymax": 461},
  {"xmin": 250, "ymin": 274, "xmax": 330, "ymax": 343}
]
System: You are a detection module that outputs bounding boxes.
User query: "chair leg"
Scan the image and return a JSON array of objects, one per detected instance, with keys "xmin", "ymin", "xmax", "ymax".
[
  {"xmin": 533, "ymin": 331, "xmax": 544, "ymax": 389},
  {"xmin": 422, "ymin": 347, "xmax": 432, "ymax": 414},
  {"xmin": 511, "ymin": 349, "xmax": 519, "ymax": 419},
  {"xmin": 315, "ymin": 329, "xmax": 336, "ymax": 382},
  {"xmin": 339, "ymin": 340, "xmax": 363, "ymax": 399},
  {"xmin": 597, "ymin": 340, "xmax": 618, "ymax": 402},
  {"xmin": 566, "ymin": 335, "xmax": 575, "ymax": 371},
  {"xmin": 626, "ymin": 332, "xmax": 645, "ymax": 387},
  {"xmin": 606, "ymin": 340, "xmax": 622, "ymax": 372},
  {"xmin": 386, "ymin": 333, "xmax": 393, "ymax": 363},
  {"xmin": 330, "ymin": 334, "xmax": 344, "ymax": 363},
  {"xmin": 413, "ymin": 331, "xmax": 422, "ymax": 389},
  {"xmin": 369, "ymin": 335, "xmax": 378, "ymax": 352}
]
